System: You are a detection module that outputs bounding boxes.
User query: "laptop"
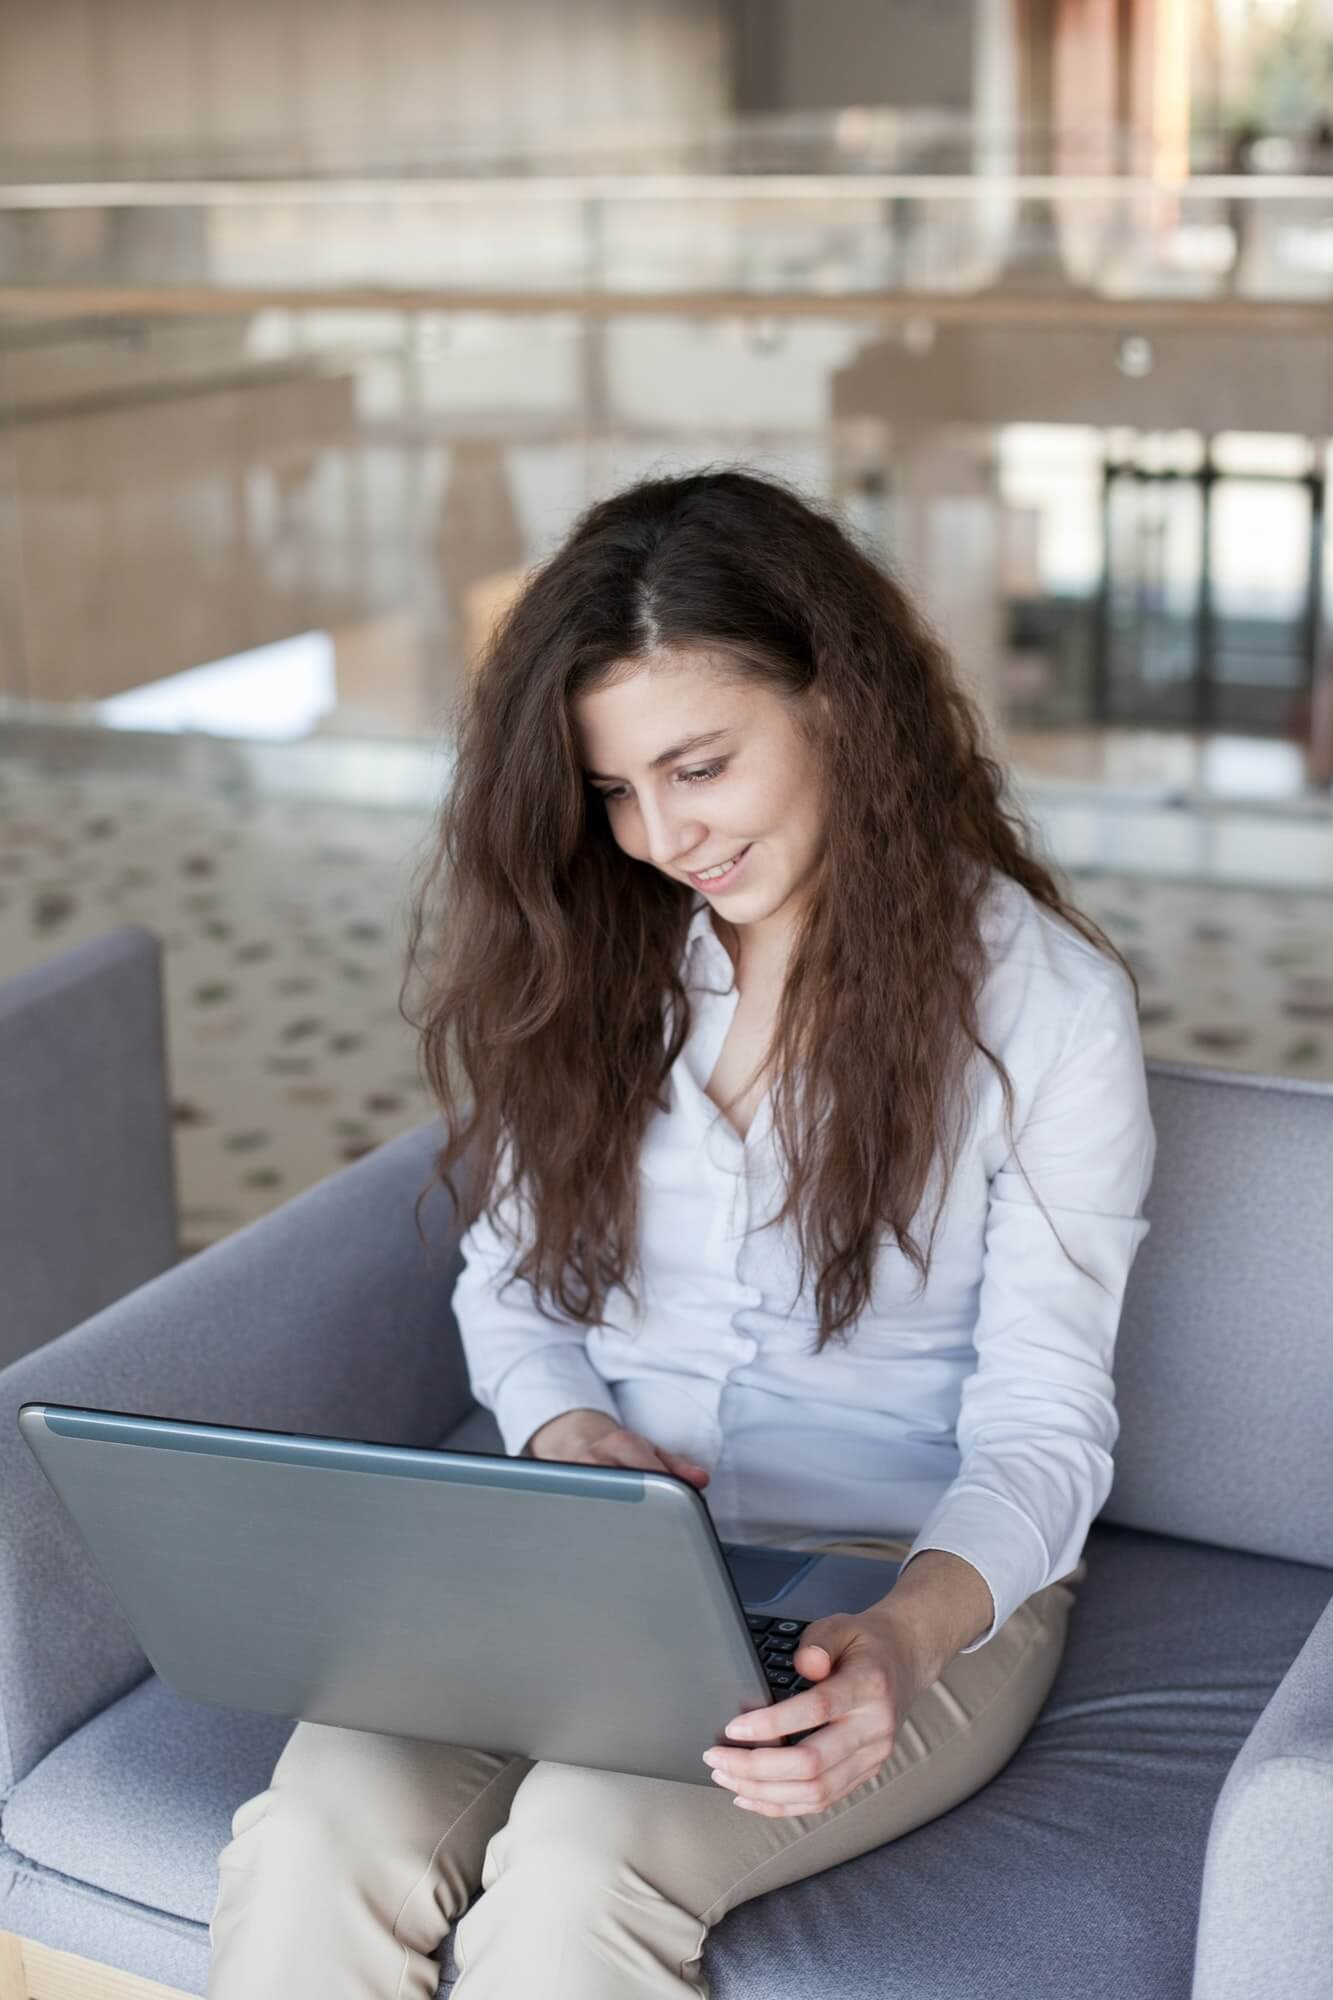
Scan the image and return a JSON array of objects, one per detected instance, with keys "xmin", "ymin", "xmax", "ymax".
[{"xmin": 18, "ymin": 1403, "xmax": 901, "ymax": 1786}]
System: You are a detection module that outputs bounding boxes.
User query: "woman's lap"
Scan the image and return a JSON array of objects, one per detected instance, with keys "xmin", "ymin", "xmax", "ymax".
[
  {"xmin": 208, "ymin": 1536, "xmax": 1082, "ymax": 1998},
  {"xmin": 477, "ymin": 1537, "xmax": 1081, "ymax": 1929}
]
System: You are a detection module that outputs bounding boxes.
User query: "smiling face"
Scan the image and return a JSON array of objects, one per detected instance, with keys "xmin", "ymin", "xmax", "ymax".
[{"xmin": 571, "ymin": 650, "xmax": 829, "ymax": 962}]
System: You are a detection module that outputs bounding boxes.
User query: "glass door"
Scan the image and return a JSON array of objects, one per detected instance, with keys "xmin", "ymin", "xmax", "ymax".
[
  {"xmin": 1100, "ymin": 459, "xmax": 1205, "ymax": 728},
  {"xmin": 1096, "ymin": 433, "xmax": 1322, "ymax": 736}
]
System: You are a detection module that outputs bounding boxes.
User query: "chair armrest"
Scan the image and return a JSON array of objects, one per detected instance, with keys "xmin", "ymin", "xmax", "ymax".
[
  {"xmin": 0, "ymin": 925, "xmax": 178, "ymax": 1368},
  {"xmin": 0, "ymin": 1116, "xmax": 474, "ymax": 1797},
  {"xmin": 1192, "ymin": 1589, "xmax": 1333, "ymax": 2000}
]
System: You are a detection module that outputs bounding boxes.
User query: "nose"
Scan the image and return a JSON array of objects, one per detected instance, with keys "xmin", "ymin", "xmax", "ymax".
[{"xmin": 636, "ymin": 793, "xmax": 708, "ymax": 874}]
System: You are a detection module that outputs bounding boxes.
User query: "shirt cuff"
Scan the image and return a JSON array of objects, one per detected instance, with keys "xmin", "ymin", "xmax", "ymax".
[
  {"xmin": 487, "ymin": 1343, "xmax": 623, "ymax": 1459},
  {"xmin": 899, "ymin": 1486, "xmax": 1051, "ymax": 1653}
]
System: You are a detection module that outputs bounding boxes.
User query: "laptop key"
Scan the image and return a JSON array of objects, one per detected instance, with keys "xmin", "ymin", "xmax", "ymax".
[{"xmin": 745, "ymin": 1615, "xmax": 774, "ymax": 1633}]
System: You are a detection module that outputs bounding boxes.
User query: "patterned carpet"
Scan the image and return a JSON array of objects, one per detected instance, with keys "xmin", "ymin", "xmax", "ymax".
[{"xmin": 2, "ymin": 752, "xmax": 1331, "ymax": 1255}]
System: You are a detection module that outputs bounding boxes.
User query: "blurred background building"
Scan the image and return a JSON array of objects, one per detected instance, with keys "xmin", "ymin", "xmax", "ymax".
[{"xmin": 1, "ymin": 0, "xmax": 1331, "ymax": 1250}]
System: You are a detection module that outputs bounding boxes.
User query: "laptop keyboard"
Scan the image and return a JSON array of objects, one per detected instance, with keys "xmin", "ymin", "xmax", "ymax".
[{"xmin": 745, "ymin": 1613, "xmax": 818, "ymax": 1741}]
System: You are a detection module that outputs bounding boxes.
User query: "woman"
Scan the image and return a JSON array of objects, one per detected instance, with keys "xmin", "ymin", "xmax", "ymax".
[{"xmin": 207, "ymin": 466, "xmax": 1157, "ymax": 1998}]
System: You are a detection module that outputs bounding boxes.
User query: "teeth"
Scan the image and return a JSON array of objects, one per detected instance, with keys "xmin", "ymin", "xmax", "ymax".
[{"xmin": 696, "ymin": 850, "xmax": 744, "ymax": 882}]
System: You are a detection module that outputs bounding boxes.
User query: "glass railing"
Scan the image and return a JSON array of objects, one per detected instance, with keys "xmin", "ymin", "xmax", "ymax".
[
  {"xmin": 2, "ymin": 125, "xmax": 1330, "ymax": 800},
  {"xmin": 1, "ymin": 103, "xmax": 1329, "ymax": 183},
  {"xmin": 1, "ymin": 131, "xmax": 1330, "ymax": 309}
]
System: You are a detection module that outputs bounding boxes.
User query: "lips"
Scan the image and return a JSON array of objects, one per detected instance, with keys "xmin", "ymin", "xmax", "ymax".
[{"xmin": 688, "ymin": 844, "xmax": 750, "ymax": 886}]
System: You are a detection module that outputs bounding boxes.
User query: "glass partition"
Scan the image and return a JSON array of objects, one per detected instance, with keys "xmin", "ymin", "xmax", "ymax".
[
  {"xmin": 2, "ymin": 167, "xmax": 1332, "ymax": 305},
  {"xmin": 2, "ymin": 160, "xmax": 1330, "ymax": 784}
]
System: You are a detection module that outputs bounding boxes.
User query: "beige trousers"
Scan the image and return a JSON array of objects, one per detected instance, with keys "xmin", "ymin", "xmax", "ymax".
[{"xmin": 207, "ymin": 1536, "xmax": 1085, "ymax": 2000}]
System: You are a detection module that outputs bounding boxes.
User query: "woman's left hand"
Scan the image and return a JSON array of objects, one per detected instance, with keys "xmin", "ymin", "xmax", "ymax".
[{"xmin": 703, "ymin": 1608, "xmax": 927, "ymax": 1816}]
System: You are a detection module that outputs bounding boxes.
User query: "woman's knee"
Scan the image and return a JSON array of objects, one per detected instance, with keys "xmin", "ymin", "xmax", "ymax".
[
  {"xmin": 223, "ymin": 1783, "xmax": 272, "ymax": 1852},
  {"xmin": 213, "ymin": 1728, "xmax": 532, "ymax": 1949},
  {"xmin": 210, "ymin": 1786, "xmax": 274, "ymax": 1944},
  {"xmin": 209, "ymin": 1780, "xmax": 374, "ymax": 1970},
  {"xmin": 479, "ymin": 1764, "xmax": 712, "ymax": 1926},
  {"xmin": 217, "ymin": 1777, "xmax": 363, "ymax": 1888},
  {"xmin": 459, "ymin": 1771, "xmax": 705, "ymax": 1973},
  {"xmin": 216, "ymin": 1728, "xmax": 424, "ymax": 1897},
  {"xmin": 487, "ymin": 1762, "xmax": 648, "ymax": 1878}
]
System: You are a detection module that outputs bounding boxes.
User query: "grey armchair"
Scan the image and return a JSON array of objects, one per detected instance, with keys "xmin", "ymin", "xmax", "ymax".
[
  {"xmin": 0, "ymin": 925, "xmax": 178, "ymax": 1373},
  {"xmin": 1, "ymin": 1060, "xmax": 1330, "ymax": 2000}
]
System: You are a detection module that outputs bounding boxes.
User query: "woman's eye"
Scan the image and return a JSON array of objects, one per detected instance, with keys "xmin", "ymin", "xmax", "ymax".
[{"xmin": 596, "ymin": 760, "xmax": 725, "ymax": 805}]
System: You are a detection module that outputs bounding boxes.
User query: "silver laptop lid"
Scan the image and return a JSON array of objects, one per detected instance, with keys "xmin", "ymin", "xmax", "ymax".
[{"xmin": 20, "ymin": 1403, "xmax": 782, "ymax": 1784}]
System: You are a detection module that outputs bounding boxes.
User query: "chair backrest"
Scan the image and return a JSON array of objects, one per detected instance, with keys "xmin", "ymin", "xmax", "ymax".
[
  {"xmin": 0, "ymin": 926, "xmax": 178, "ymax": 1369},
  {"xmin": 1100, "ymin": 1059, "xmax": 1333, "ymax": 1569}
]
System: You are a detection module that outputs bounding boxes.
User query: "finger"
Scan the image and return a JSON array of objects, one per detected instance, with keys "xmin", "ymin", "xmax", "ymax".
[
  {"xmin": 590, "ymin": 1433, "xmax": 670, "ymax": 1473},
  {"xmin": 661, "ymin": 1450, "xmax": 710, "ymax": 1485},
  {"xmin": 720, "ymin": 1742, "xmax": 889, "ymax": 1815},
  {"xmin": 594, "ymin": 1435, "xmax": 708, "ymax": 1483},
  {"xmin": 794, "ymin": 1637, "xmax": 834, "ymax": 1674},
  {"xmin": 791, "ymin": 1620, "xmax": 860, "ymax": 1678},
  {"xmin": 723, "ymin": 1668, "xmax": 862, "ymax": 1746},
  {"xmin": 708, "ymin": 1714, "xmax": 869, "ymax": 1785}
]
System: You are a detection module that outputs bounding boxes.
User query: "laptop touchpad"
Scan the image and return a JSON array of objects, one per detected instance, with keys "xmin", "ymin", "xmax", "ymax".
[{"xmin": 724, "ymin": 1545, "xmax": 820, "ymax": 1607}]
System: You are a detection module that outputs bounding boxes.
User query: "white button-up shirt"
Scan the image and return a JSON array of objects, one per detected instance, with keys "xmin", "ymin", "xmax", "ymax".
[{"xmin": 451, "ymin": 873, "xmax": 1157, "ymax": 1650}]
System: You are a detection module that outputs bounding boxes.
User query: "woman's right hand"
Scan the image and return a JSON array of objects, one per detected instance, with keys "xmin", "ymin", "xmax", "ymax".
[{"xmin": 524, "ymin": 1407, "xmax": 711, "ymax": 1489}]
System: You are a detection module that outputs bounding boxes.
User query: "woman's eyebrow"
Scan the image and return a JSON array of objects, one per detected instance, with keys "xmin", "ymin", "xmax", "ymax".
[{"xmin": 585, "ymin": 729, "xmax": 730, "ymax": 782}]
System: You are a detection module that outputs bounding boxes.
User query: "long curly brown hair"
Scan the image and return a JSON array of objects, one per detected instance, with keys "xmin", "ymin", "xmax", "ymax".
[{"xmin": 402, "ymin": 465, "xmax": 1138, "ymax": 1353}]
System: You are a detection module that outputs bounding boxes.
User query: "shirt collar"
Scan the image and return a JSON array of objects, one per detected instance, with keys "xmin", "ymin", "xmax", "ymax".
[
  {"xmin": 685, "ymin": 894, "xmax": 714, "ymax": 950},
  {"xmin": 684, "ymin": 894, "xmax": 738, "ymax": 996}
]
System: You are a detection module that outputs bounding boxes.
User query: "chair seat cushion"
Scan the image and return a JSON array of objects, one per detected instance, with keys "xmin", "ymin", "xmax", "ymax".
[
  {"xmin": 3, "ymin": 1516, "xmax": 1328, "ymax": 2000},
  {"xmin": 689, "ymin": 1526, "xmax": 1332, "ymax": 2000},
  {"xmin": 1, "ymin": 1679, "xmax": 295, "ymax": 1928}
]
